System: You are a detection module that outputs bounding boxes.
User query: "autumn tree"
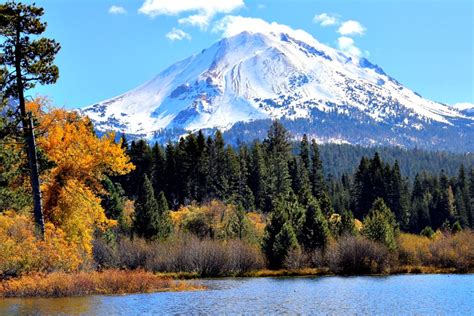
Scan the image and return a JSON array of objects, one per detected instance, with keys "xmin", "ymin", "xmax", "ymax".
[
  {"xmin": 0, "ymin": 2, "xmax": 61, "ymax": 237},
  {"xmin": 30, "ymin": 101, "xmax": 134, "ymax": 257}
]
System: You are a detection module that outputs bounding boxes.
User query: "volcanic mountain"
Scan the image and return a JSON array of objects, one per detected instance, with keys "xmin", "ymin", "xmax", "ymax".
[{"xmin": 81, "ymin": 30, "xmax": 473, "ymax": 151}]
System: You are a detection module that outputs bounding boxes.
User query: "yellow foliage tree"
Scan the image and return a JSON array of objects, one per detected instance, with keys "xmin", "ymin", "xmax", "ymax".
[
  {"xmin": 171, "ymin": 200, "xmax": 265, "ymax": 241},
  {"xmin": 0, "ymin": 211, "xmax": 82, "ymax": 277},
  {"xmin": 27, "ymin": 100, "xmax": 134, "ymax": 257}
]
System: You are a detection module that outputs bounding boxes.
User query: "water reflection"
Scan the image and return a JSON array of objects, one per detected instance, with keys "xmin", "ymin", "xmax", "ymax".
[{"xmin": 1, "ymin": 275, "xmax": 473, "ymax": 315}]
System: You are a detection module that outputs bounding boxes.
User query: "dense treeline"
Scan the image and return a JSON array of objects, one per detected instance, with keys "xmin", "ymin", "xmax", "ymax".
[
  {"xmin": 317, "ymin": 144, "xmax": 474, "ymax": 179},
  {"xmin": 110, "ymin": 122, "xmax": 474, "ymax": 241}
]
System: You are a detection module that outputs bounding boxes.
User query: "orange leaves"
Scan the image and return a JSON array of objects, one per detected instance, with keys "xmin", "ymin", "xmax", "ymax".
[
  {"xmin": 25, "ymin": 99, "xmax": 134, "ymax": 259},
  {"xmin": 33, "ymin": 105, "xmax": 134, "ymax": 192},
  {"xmin": 0, "ymin": 211, "xmax": 82, "ymax": 277},
  {"xmin": 45, "ymin": 179, "xmax": 117, "ymax": 256},
  {"xmin": 0, "ymin": 269, "xmax": 198, "ymax": 297}
]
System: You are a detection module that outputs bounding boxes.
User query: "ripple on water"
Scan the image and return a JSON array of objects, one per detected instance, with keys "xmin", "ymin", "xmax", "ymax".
[{"xmin": 1, "ymin": 274, "xmax": 473, "ymax": 315}]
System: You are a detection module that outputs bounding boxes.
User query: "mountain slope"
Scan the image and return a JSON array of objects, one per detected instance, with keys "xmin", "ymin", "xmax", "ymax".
[{"xmin": 81, "ymin": 30, "xmax": 473, "ymax": 151}]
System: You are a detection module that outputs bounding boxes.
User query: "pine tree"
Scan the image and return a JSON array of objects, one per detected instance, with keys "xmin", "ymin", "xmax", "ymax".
[
  {"xmin": 362, "ymin": 198, "xmax": 397, "ymax": 250},
  {"xmin": 352, "ymin": 156, "xmax": 370, "ymax": 219},
  {"xmin": 224, "ymin": 205, "xmax": 250, "ymax": 240},
  {"xmin": 151, "ymin": 143, "xmax": 166, "ymax": 199},
  {"xmin": 387, "ymin": 161, "xmax": 408, "ymax": 226},
  {"xmin": 433, "ymin": 172, "xmax": 456, "ymax": 229},
  {"xmin": 265, "ymin": 121, "xmax": 292, "ymax": 203},
  {"xmin": 299, "ymin": 198, "xmax": 330, "ymax": 251},
  {"xmin": 195, "ymin": 130, "xmax": 209, "ymax": 202},
  {"xmin": 183, "ymin": 133, "xmax": 201, "ymax": 202},
  {"xmin": 236, "ymin": 145, "xmax": 255, "ymax": 210},
  {"xmin": 318, "ymin": 191, "xmax": 334, "ymax": 217},
  {"xmin": 272, "ymin": 222, "xmax": 299, "ymax": 268},
  {"xmin": 223, "ymin": 145, "xmax": 240, "ymax": 202},
  {"xmin": 212, "ymin": 131, "xmax": 228, "ymax": 200},
  {"xmin": 469, "ymin": 168, "xmax": 474, "ymax": 228},
  {"xmin": 101, "ymin": 177, "xmax": 124, "ymax": 221},
  {"xmin": 127, "ymin": 140, "xmax": 153, "ymax": 198},
  {"xmin": 262, "ymin": 202, "xmax": 288, "ymax": 269},
  {"xmin": 310, "ymin": 139, "xmax": 325, "ymax": 198},
  {"xmin": 1, "ymin": 2, "xmax": 61, "ymax": 238},
  {"xmin": 156, "ymin": 191, "xmax": 173, "ymax": 239},
  {"xmin": 369, "ymin": 153, "xmax": 387, "ymax": 204},
  {"xmin": 249, "ymin": 141, "xmax": 268, "ymax": 211},
  {"xmin": 300, "ymin": 134, "xmax": 311, "ymax": 174},
  {"xmin": 174, "ymin": 137, "xmax": 188, "ymax": 205},
  {"xmin": 285, "ymin": 192, "xmax": 305, "ymax": 234},
  {"xmin": 289, "ymin": 156, "xmax": 312, "ymax": 204},
  {"xmin": 455, "ymin": 165, "xmax": 470, "ymax": 227},
  {"xmin": 134, "ymin": 175, "xmax": 169, "ymax": 239},
  {"xmin": 164, "ymin": 142, "xmax": 178, "ymax": 208}
]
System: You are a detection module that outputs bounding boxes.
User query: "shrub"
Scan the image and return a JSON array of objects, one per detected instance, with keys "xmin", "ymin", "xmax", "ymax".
[
  {"xmin": 362, "ymin": 199, "xmax": 397, "ymax": 251},
  {"xmin": 328, "ymin": 235, "xmax": 390, "ymax": 274},
  {"xmin": 451, "ymin": 221, "xmax": 462, "ymax": 234},
  {"xmin": 0, "ymin": 211, "xmax": 82, "ymax": 278},
  {"xmin": 427, "ymin": 230, "xmax": 474, "ymax": 271},
  {"xmin": 420, "ymin": 226, "xmax": 435, "ymax": 238},
  {"xmin": 397, "ymin": 233, "xmax": 431, "ymax": 265},
  {"xmin": 0, "ymin": 270, "xmax": 199, "ymax": 297},
  {"xmin": 226, "ymin": 240, "xmax": 265, "ymax": 274},
  {"xmin": 92, "ymin": 234, "xmax": 264, "ymax": 276},
  {"xmin": 283, "ymin": 248, "xmax": 308, "ymax": 270}
]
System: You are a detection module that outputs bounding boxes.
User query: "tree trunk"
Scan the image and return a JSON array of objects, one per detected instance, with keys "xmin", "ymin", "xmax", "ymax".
[{"xmin": 15, "ymin": 30, "xmax": 45, "ymax": 239}]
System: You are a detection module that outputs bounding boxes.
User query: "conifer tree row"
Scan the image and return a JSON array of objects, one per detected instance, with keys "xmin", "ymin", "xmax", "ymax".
[{"xmin": 111, "ymin": 120, "xmax": 474, "ymax": 244}]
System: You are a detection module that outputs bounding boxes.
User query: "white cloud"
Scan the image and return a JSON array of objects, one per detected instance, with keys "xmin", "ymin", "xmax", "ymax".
[
  {"xmin": 337, "ymin": 36, "xmax": 362, "ymax": 57},
  {"xmin": 178, "ymin": 14, "xmax": 210, "ymax": 30},
  {"xmin": 166, "ymin": 27, "xmax": 192, "ymax": 41},
  {"xmin": 212, "ymin": 15, "xmax": 320, "ymax": 46},
  {"xmin": 313, "ymin": 13, "xmax": 338, "ymax": 27},
  {"xmin": 109, "ymin": 5, "xmax": 127, "ymax": 15},
  {"xmin": 337, "ymin": 20, "xmax": 366, "ymax": 36},
  {"xmin": 139, "ymin": 0, "xmax": 244, "ymax": 28}
]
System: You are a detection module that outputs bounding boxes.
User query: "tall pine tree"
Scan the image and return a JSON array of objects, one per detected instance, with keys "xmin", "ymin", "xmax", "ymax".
[{"xmin": 1, "ymin": 1, "xmax": 61, "ymax": 238}]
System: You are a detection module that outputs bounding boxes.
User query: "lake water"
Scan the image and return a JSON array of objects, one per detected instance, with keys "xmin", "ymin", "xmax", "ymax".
[{"xmin": 1, "ymin": 274, "xmax": 473, "ymax": 315}]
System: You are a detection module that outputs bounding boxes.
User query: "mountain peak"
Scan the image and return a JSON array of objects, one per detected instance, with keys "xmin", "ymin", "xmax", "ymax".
[{"xmin": 81, "ymin": 30, "xmax": 473, "ymax": 151}]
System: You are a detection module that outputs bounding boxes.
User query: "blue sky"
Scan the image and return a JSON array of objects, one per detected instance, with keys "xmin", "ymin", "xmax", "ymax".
[{"xmin": 30, "ymin": 0, "xmax": 473, "ymax": 108}]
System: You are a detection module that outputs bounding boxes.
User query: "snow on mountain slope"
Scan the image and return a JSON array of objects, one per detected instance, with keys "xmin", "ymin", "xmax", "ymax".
[
  {"xmin": 81, "ymin": 29, "xmax": 473, "ymax": 150},
  {"xmin": 453, "ymin": 103, "xmax": 474, "ymax": 117}
]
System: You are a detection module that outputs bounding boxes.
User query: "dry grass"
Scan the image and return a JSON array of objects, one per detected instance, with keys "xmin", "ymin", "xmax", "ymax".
[
  {"xmin": 397, "ymin": 233, "xmax": 432, "ymax": 266},
  {"xmin": 243, "ymin": 268, "xmax": 330, "ymax": 277},
  {"xmin": 398, "ymin": 230, "xmax": 474, "ymax": 272},
  {"xmin": 392, "ymin": 265, "xmax": 458, "ymax": 274},
  {"xmin": 0, "ymin": 269, "xmax": 203, "ymax": 298}
]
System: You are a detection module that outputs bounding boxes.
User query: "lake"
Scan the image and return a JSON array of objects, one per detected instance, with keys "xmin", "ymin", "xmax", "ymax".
[{"xmin": 1, "ymin": 274, "xmax": 473, "ymax": 315}]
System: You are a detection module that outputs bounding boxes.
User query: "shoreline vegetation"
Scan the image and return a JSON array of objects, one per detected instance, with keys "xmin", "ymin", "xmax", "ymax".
[
  {"xmin": 1, "ymin": 265, "xmax": 471, "ymax": 298},
  {"xmin": 0, "ymin": 270, "xmax": 204, "ymax": 298}
]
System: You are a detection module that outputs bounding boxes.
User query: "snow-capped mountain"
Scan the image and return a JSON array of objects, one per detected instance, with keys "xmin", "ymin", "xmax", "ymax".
[{"xmin": 81, "ymin": 30, "xmax": 473, "ymax": 151}]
